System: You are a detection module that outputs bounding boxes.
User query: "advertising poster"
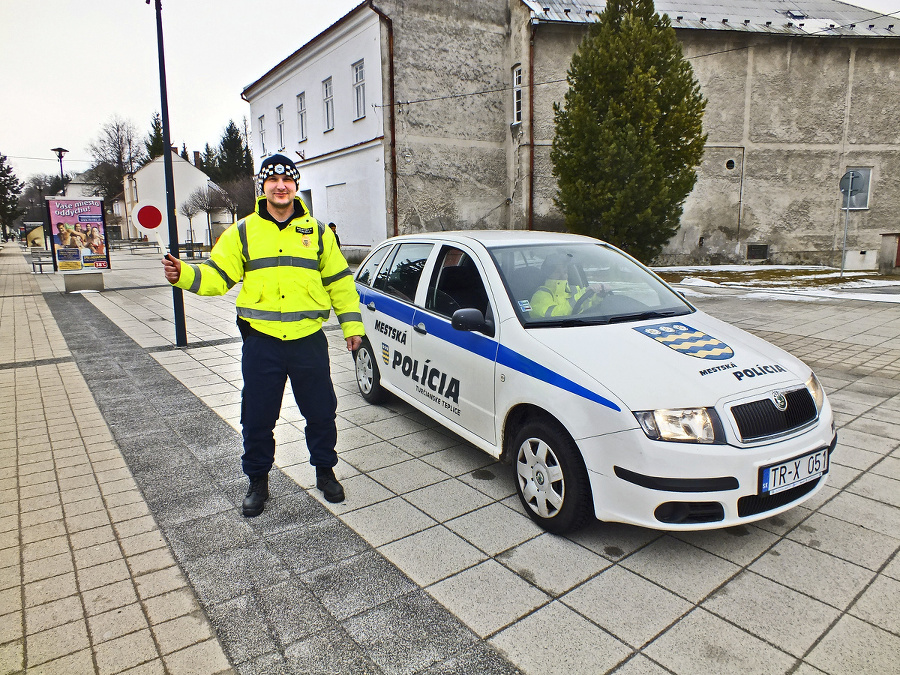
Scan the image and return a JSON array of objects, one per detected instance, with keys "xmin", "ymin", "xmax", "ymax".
[{"xmin": 46, "ymin": 198, "xmax": 111, "ymax": 272}]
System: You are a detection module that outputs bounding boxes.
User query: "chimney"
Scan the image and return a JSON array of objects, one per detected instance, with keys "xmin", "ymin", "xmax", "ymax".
[{"xmin": 193, "ymin": 151, "xmax": 201, "ymax": 166}]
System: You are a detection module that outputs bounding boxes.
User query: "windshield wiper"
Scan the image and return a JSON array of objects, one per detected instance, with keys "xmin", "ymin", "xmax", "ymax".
[
  {"xmin": 531, "ymin": 317, "xmax": 609, "ymax": 328},
  {"xmin": 606, "ymin": 309, "xmax": 687, "ymax": 324}
]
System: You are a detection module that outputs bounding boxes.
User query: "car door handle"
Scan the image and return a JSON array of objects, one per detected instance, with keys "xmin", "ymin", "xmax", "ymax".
[
  {"xmin": 367, "ymin": 301, "xmax": 376, "ymax": 311},
  {"xmin": 414, "ymin": 322, "xmax": 427, "ymax": 335}
]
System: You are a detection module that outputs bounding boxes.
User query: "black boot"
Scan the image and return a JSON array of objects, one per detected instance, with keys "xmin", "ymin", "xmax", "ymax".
[
  {"xmin": 242, "ymin": 474, "xmax": 269, "ymax": 517},
  {"xmin": 316, "ymin": 468, "xmax": 345, "ymax": 503}
]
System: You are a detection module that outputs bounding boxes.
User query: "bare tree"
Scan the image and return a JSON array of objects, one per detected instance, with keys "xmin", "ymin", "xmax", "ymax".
[
  {"xmin": 218, "ymin": 176, "xmax": 256, "ymax": 220},
  {"xmin": 84, "ymin": 117, "xmax": 146, "ymax": 205},
  {"xmin": 179, "ymin": 198, "xmax": 201, "ymax": 242},
  {"xmin": 187, "ymin": 185, "xmax": 220, "ymax": 245}
]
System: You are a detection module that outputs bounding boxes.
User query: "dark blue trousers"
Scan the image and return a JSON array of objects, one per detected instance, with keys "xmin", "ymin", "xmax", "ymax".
[{"xmin": 240, "ymin": 329, "xmax": 338, "ymax": 478}]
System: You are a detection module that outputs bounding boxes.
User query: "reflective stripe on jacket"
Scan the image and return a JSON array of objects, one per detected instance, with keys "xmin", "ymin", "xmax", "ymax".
[{"xmin": 173, "ymin": 196, "xmax": 364, "ymax": 341}]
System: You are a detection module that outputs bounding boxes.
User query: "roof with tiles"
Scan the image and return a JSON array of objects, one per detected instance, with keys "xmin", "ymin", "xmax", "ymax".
[{"xmin": 520, "ymin": 1, "xmax": 899, "ymax": 37}]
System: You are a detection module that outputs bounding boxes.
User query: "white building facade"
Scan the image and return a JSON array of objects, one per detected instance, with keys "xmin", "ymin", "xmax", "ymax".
[
  {"xmin": 242, "ymin": 7, "xmax": 387, "ymax": 254},
  {"xmin": 125, "ymin": 153, "xmax": 229, "ymax": 246}
]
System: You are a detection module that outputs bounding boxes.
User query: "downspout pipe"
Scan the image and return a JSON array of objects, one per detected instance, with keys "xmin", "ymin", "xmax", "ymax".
[
  {"xmin": 528, "ymin": 21, "xmax": 536, "ymax": 231},
  {"xmin": 370, "ymin": 2, "xmax": 399, "ymax": 237}
]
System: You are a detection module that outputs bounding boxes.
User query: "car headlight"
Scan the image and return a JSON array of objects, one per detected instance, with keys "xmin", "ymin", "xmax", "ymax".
[
  {"xmin": 633, "ymin": 408, "xmax": 725, "ymax": 444},
  {"xmin": 806, "ymin": 372, "xmax": 825, "ymax": 412}
]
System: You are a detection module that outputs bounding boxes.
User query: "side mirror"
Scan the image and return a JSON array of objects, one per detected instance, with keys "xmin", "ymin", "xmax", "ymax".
[{"xmin": 451, "ymin": 308, "xmax": 494, "ymax": 337}]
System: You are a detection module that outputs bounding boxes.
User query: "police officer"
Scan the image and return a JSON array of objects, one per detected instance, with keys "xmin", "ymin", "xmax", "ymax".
[
  {"xmin": 530, "ymin": 253, "xmax": 603, "ymax": 318},
  {"xmin": 162, "ymin": 154, "xmax": 363, "ymax": 516}
]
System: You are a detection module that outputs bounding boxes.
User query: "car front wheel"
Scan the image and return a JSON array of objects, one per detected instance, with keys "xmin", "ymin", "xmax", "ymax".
[
  {"xmin": 513, "ymin": 419, "xmax": 592, "ymax": 534},
  {"xmin": 354, "ymin": 338, "xmax": 388, "ymax": 404}
]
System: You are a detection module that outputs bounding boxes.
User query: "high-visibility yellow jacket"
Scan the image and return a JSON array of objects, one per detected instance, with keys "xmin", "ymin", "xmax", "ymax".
[
  {"xmin": 530, "ymin": 279, "xmax": 597, "ymax": 318},
  {"xmin": 172, "ymin": 196, "xmax": 364, "ymax": 341}
]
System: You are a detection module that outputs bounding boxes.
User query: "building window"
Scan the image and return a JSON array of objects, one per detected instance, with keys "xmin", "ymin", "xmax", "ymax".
[
  {"xmin": 842, "ymin": 167, "xmax": 871, "ymax": 210},
  {"xmin": 353, "ymin": 60, "xmax": 366, "ymax": 120},
  {"xmin": 512, "ymin": 66, "xmax": 523, "ymax": 124},
  {"xmin": 323, "ymin": 77, "xmax": 334, "ymax": 132},
  {"xmin": 746, "ymin": 244, "xmax": 769, "ymax": 260},
  {"xmin": 297, "ymin": 92, "xmax": 307, "ymax": 141},
  {"xmin": 276, "ymin": 105, "xmax": 285, "ymax": 150},
  {"xmin": 258, "ymin": 115, "xmax": 266, "ymax": 154}
]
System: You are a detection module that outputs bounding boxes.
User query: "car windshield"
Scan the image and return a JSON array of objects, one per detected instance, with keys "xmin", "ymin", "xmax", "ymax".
[{"xmin": 488, "ymin": 242, "xmax": 693, "ymax": 327}]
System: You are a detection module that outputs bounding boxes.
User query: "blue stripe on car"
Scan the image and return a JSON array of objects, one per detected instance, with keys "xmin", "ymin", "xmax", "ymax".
[{"xmin": 358, "ymin": 285, "xmax": 621, "ymax": 412}]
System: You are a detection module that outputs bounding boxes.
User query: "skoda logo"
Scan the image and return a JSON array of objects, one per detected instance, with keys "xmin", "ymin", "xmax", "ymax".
[
  {"xmin": 535, "ymin": 471, "xmax": 545, "ymax": 486},
  {"xmin": 772, "ymin": 391, "xmax": 788, "ymax": 411}
]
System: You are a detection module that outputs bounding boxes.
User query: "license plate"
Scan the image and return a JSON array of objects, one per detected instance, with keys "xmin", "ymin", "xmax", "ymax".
[{"xmin": 760, "ymin": 448, "xmax": 829, "ymax": 495}]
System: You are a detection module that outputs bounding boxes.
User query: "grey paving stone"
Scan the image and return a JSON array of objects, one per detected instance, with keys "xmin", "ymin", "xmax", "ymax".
[
  {"xmin": 428, "ymin": 560, "xmax": 549, "ymax": 638},
  {"xmin": 444, "ymin": 503, "xmax": 543, "ymax": 557},
  {"xmin": 673, "ymin": 524, "xmax": 780, "ymax": 566},
  {"xmin": 849, "ymin": 574, "xmax": 900, "ymax": 634},
  {"xmin": 340, "ymin": 497, "xmax": 437, "ymax": 548},
  {"xmin": 404, "ymin": 478, "xmax": 494, "ymax": 523},
  {"xmin": 341, "ymin": 441, "xmax": 416, "ymax": 473},
  {"xmin": 149, "ymin": 484, "xmax": 234, "ymax": 529},
  {"xmin": 806, "ymin": 614, "xmax": 900, "ymax": 675},
  {"xmin": 609, "ymin": 655, "xmax": 672, "ymax": 675},
  {"xmin": 562, "ymin": 565, "xmax": 691, "ymax": 648},
  {"xmin": 644, "ymin": 608, "xmax": 795, "ymax": 675},
  {"xmin": 268, "ymin": 518, "xmax": 370, "ymax": 575},
  {"xmin": 241, "ymin": 490, "xmax": 332, "ymax": 538},
  {"xmin": 300, "ymin": 550, "xmax": 417, "ymax": 621},
  {"xmin": 847, "ymin": 472, "xmax": 900, "ymax": 508},
  {"xmin": 620, "ymin": 536, "xmax": 741, "ymax": 604},
  {"xmin": 257, "ymin": 578, "xmax": 337, "ymax": 648},
  {"xmin": 343, "ymin": 590, "xmax": 479, "ymax": 675},
  {"xmin": 568, "ymin": 522, "xmax": 662, "ymax": 561},
  {"xmin": 165, "ymin": 511, "xmax": 257, "ymax": 562},
  {"xmin": 181, "ymin": 545, "xmax": 292, "ymax": 605},
  {"xmin": 490, "ymin": 601, "xmax": 630, "ymax": 675},
  {"xmin": 369, "ymin": 458, "xmax": 451, "ymax": 494},
  {"xmin": 284, "ymin": 625, "xmax": 382, "ymax": 674},
  {"xmin": 496, "ymin": 532, "xmax": 609, "ymax": 597},
  {"xmin": 786, "ymin": 512, "xmax": 900, "ymax": 571},
  {"xmin": 379, "ymin": 525, "xmax": 487, "ymax": 587},
  {"xmin": 417, "ymin": 641, "xmax": 522, "ymax": 674},
  {"xmin": 819, "ymin": 492, "xmax": 900, "ymax": 539},
  {"xmin": 749, "ymin": 539, "xmax": 875, "ymax": 609},
  {"xmin": 702, "ymin": 570, "xmax": 841, "ymax": 657}
]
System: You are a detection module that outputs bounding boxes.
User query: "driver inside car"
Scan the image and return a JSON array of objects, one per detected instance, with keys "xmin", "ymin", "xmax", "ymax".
[{"xmin": 530, "ymin": 253, "xmax": 605, "ymax": 318}]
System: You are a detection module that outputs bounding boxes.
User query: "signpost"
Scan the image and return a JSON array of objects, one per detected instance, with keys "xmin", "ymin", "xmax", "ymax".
[{"xmin": 838, "ymin": 170, "xmax": 862, "ymax": 278}]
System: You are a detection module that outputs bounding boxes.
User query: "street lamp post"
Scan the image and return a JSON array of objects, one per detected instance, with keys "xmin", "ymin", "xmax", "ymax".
[
  {"xmin": 148, "ymin": 0, "xmax": 187, "ymax": 347},
  {"xmin": 51, "ymin": 147, "xmax": 68, "ymax": 195}
]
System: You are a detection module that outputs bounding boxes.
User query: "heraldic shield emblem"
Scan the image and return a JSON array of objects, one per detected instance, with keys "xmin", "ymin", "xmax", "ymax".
[{"xmin": 634, "ymin": 322, "xmax": 735, "ymax": 360}]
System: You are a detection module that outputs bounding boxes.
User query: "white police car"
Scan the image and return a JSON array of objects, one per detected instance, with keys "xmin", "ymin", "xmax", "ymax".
[{"xmin": 353, "ymin": 231, "xmax": 835, "ymax": 533}]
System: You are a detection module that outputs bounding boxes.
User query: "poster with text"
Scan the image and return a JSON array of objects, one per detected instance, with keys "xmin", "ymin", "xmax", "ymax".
[{"xmin": 46, "ymin": 198, "xmax": 111, "ymax": 272}]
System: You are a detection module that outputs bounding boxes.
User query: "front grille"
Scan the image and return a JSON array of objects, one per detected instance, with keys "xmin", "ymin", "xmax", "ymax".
[
  {"xmin": 730, "ymin": 388, "xmax": 817, "ymax": 441},
  {"xmin": 737, "ymin": 477, "xmax": 820, "ymax": 517}
]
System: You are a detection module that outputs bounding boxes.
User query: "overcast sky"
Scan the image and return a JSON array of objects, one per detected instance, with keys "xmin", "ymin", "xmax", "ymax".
[{"xmin": 1, "ymin": 0, "xmax": 897, "ymax": 183}]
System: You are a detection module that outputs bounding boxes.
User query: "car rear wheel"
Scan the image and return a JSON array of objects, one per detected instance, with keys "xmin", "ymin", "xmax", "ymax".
[
  {"xmin": 513, "ymin": 419, "xmax": 592, "ymax": 534},
  {"xmin": 354, "ymin": 338, "xmax": 388, "ymax": 404}
]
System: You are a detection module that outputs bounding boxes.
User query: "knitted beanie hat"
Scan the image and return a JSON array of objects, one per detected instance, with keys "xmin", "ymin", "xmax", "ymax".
[{"xmin": 257, "ymin": 154, "xmax": 300, "ymax": 192}]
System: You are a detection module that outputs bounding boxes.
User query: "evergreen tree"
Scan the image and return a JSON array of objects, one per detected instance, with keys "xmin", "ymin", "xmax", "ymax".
[
  {"xmin": 145, "ymin": 112, "xmax": 165, "ymax": 161},
  {"xmin": 0, "ymin": 153, "xmax": 25, "ymax": 239},
  {"xmin": 217, "ymin": 120, "xmax": 253, "ymax": 183},
  {"xmin": 551, "ymin": 0, "xmax": 706, "ymax": 262},
  {"xmin": 180, "ymin": 143, "xmax": 190, "ymax": 161},
  {"xmin": 198, "ymin": 143, "xmax": 219, "ymax": 182}
]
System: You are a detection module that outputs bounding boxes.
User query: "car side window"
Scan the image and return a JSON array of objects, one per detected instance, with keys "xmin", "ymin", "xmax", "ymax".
[
  {"xmin": 356, "ymin": 245, "xmax": 391, "ymax": 287},
  {"xmin": 425, "ymin": 246, "xmax": 490, "ymax": 318},
  {"xmin": 373, "ymin": 242, "xmax": 433, "ymax": 303}
]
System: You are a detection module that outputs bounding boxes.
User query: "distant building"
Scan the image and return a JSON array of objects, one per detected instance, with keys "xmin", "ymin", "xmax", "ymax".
[
  {"xmin": 123, "ymin": 152, "xmax": 230, "ymax": 245},
  {"xmin": 243, "ymin": 0, "xmax": 900, "ymax": 266}
]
